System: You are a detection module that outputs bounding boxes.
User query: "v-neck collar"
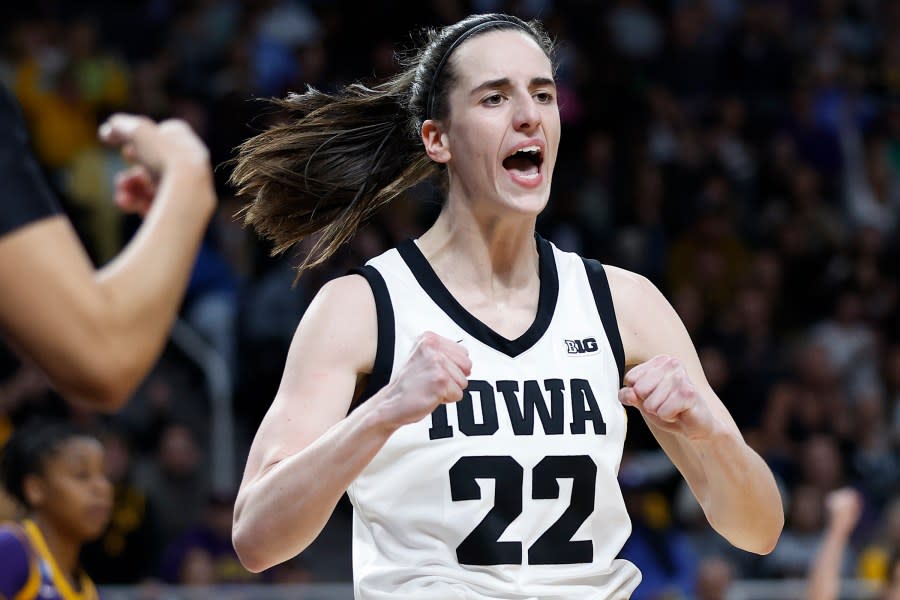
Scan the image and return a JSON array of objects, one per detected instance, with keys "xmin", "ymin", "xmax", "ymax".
[{"xmin": 396, "ymin": 235, "xmax": 558, "ymax": 358}]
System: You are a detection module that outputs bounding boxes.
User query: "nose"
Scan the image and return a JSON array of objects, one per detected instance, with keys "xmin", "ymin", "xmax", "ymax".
[{"xmin": 512, "ymin": 94, "xmax": 541, "ymax": 132}]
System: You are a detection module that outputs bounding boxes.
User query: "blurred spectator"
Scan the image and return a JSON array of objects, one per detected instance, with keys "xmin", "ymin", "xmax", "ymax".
[
  {"xmin": 160, "ymin": 491, "xmax": 257, "ymax": 584},
  {"xmin": 82, "ymin": 427, "xmax": 161, "ymax": 584},
  {"xmin": 859, "ymin": 498, "xmax": 900, "ymax": 590},
  {"xmin": 694, "ymin": 556, "xmax": 734, "ymax": 600},
  {"xmin": 620, "ymin": 487, "xmax": 698, "ymax": 600},
  {"xmin": 2, "ymin": 0, "xmax": 900, "ymax": 590},
  {"xmin": 762, "ymin": 484, "xmax": 839, "ymax": 578},
  {"xmin": 135, "ymin": 423, "xmax": 209, "ymax": 546}
]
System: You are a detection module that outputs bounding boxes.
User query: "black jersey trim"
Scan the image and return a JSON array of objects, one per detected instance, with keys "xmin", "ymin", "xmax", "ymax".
[
  {"xmin": 348, "ymin": 265, "xmax": 394, "ymax": 408},
  {"xmin": 581, "ymin": 259, "xmax": 625, "ymax": 385},
  {"xmin": 396, "ymin": 236, "xmax": 558, "ymax": 358}
]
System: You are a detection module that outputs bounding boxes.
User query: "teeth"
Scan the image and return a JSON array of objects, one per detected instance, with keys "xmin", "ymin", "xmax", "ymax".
[{"xmin": 511, "ymin": 145, "xmax": 541, "ymax": 157}]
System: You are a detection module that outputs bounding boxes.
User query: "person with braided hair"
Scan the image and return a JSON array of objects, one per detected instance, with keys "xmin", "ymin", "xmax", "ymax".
[{"xmin": 231, "ymin": 13, "xmax": 783, "ymax": 599}]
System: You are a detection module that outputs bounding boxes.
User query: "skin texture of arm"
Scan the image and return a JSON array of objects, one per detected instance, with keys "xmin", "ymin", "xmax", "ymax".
[
  {"xmin": 0, "ymin": 116, "xmax": 215, "ymax": 411},
  {"xmin": 608, "ymin": 266, "xmax": 784, "ymax": 555},
  {"xmin": 232, "ymin": 274, "xmax": 471, "ymax": 573}
]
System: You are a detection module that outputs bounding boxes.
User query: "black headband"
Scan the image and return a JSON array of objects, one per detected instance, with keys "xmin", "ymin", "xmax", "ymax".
[{"xmin": 424, "ymin": 19, "xmax": 530, "ymax": 123}]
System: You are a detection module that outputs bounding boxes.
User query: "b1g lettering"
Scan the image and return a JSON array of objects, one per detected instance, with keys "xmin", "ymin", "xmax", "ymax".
[
  {"xmin": 428, "ymin": 378, "xmax": 607, "ymax": 440},
  {"xmin": 565, "ymin": 337, "xmax": 598, "ymax": 354}
]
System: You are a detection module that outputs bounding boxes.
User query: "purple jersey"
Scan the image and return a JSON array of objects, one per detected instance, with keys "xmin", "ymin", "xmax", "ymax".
[{"xmin": 0, "ymin": 520, "xmax": 98, "ymax": 600}]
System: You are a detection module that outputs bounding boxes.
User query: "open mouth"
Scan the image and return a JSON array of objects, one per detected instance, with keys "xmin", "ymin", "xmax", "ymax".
[{"xmin": 502, "ymin": 145, "xmax": 543, "ymax": 180}]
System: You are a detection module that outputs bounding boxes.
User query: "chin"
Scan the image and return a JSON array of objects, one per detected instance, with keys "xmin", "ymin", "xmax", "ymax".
[{"xmin": 503, "ymin": 187, "xmax": 551, "ymax": 215}]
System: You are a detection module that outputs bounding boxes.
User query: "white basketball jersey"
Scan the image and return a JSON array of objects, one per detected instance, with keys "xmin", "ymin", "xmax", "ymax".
[{"xmin": 348, "ymin": 237, "xmax": 641, "ymax": 600}]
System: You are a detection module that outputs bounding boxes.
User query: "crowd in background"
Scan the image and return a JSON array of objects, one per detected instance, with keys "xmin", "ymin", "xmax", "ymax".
[{"xmin": 0, "ymin": 0, "xmax": 899, "ymax": 598}]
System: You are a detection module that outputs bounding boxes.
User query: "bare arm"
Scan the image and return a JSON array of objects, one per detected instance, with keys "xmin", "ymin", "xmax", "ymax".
[
  {"xmin": 807, "ymin": 488, "xmax": 862, "ymax": 600},
  {"xmin": 232, "ymin": 275, "xmax": 471, "ymax": 572},
  {"xmin": 609, "ymin": 267, "xmax": 783, "ymax": 554},
  {"xmin": 0, "ymin": 115, "xmax": 215, "ymax": 410}
]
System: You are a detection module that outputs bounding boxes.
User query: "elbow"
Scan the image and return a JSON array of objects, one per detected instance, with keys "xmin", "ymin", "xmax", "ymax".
[
  {"xmin": 232, "ymin": 520, "xmax": 275, "ymax": 574},
  {"xmin": 734, "ymin": 508, "xmax": 784, "ymax": 556},
  {"xmin": 757, "ymin": 510, "xmax": 785, "ymax": 555},
  {"xmin": 64, "ymin": 362, "xmax": 140, "ymax": 413}
]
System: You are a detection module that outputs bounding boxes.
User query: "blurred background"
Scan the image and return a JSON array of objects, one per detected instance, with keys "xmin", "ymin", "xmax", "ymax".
[{"xmin": 0, "ymin": 0, "xmax": 898, "ymax": 599}]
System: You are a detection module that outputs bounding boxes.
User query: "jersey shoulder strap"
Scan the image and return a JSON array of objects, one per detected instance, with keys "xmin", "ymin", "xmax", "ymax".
[
  {"xmin": 580, "ymin": 258, "xmax": 625, "ymax": 385},
  {"xmin": 348, "ymin": 264, "xmax": 395, "ymax": 407}
]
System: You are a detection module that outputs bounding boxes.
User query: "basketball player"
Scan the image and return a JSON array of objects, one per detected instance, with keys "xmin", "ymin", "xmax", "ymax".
[
  {"xmin": 230, "ymin": 14, "xmax": 784, "ymax": 599},
  {"xmin": 0, "ymin": 85, "xmax": 215, "ymax": 411},
  {"xmin": 0, "ymin": 420, "xmax": 112, "ymax": 600}
]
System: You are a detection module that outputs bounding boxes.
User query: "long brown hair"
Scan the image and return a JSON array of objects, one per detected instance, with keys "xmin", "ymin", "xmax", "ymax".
[{"xmin": 229, "ymin": 13, "xmax": 555, "ymax": 274}]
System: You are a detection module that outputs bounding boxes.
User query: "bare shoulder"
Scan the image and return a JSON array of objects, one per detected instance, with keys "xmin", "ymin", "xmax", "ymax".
[
  {"xmin": 603, "ymin": 264, "xmax": 666, "ymax": 318},
  {"xmin": 602, "ymin": 265, "xmax": 682, "ymax": 366},
  {"xmin": 287, "ymin": 273, "xmax": 378, "ymax": 376}
]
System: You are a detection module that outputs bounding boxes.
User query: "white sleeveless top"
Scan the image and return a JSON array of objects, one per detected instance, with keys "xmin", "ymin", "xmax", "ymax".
[{"xmin": 347, "ymin": 237, "xmax": 641, "ymax": 600}]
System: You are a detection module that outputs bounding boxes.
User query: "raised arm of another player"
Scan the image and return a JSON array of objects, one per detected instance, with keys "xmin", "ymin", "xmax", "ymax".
[
  {"xmin": 608, "ymin": 267, "xmax": 784, "ymax": 554},
  {"xmin": 232, "ymin": 275, "xmax": 471, "ymax": 573},
  {"xmin": 0, "ymin": 114, "xmax": 215, "ymax": 411},
  {"xmin": 806, "ymin": 488, "xmax": 862, "ymax": 600}
]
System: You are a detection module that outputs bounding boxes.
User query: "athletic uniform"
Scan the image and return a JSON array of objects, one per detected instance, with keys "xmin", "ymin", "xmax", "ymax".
[
  {"xmin": 0, "ymin": 85, "xmax": 60, "ymax": 238},
  {"xmin": 348, "ymin": 236, "xmax": 641, "ymax": 600},
  {"xmin": 0, "ymin": 520, "xmax": 99, "ymax": 600}
]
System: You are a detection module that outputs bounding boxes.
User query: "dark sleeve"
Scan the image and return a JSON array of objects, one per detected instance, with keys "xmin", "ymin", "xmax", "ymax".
[
  {"xmin": 0, "ymin": 526, "xmax": 32, "ymax": 597},
  {"xmin": 0, "ymin": 84, "xmax": 61, "ymax": 237}
]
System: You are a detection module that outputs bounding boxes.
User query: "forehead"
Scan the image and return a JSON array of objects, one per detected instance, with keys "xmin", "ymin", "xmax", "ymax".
[
  {"xmin": 448, "ymin": 29, "xmax": 552, "ymax": 87},
  {"xmin": 45, "ymin": 437, "xmax": 103, "ymax": 466}
]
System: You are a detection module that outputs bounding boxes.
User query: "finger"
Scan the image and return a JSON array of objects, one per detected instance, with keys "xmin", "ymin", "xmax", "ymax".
[
  {"xmin": 419, "ymin": 331, "xmax": 472, "ymax": 375},
  {"xmin": 99, "ymin": 114, "xmax": 149, "ymax": 147},
  {"xmin": 629, "ymin": 366, "xmax": 665, "ymax": 403},
  {"xmin": 641, "ymin": 375, "xmax": 678, "ymax": 419},
  {"xmin": 121, "ymin": 165, "xmax": 156, "ymax": 192},
  {"xmin": 440, "ymin": 354, "xmax": 469, "ymax": 392},
  {"xmin": 618, "ymin": 387, "xmax": 640, "ymax": 407},
  {"xmin": 121, "ymin": 142, "xmax": 138, "ymax": 163},
  {"xmin": 445, "ymin": 342, "xmax": 472, "ymax": 376}
]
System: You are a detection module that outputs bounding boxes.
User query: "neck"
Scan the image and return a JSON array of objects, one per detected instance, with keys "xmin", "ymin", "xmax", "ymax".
[
  {"xmin": 30, "ymin": 514, "xmax": 81, "ymax": 580},
  {"xmin": 417, "ymin": 199, "xmax": 539, "ymax": 290}
]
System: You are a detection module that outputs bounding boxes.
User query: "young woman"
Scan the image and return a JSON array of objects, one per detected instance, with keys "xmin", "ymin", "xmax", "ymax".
[
  {"xmin": 0, "ymin": 86, "xmax": 215, "ymax": 411},
  {"xmin": 0, "ymin": 420, "xmax": 113, "ymax": 600},
  {"xmin": 230, "ymin": 13, "xmax": 784, "ymax": 599}
]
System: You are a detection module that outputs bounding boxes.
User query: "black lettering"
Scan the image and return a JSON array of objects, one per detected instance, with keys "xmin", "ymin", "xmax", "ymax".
[
  {"xmin": 428, "ymin": 405, "xmax": 454, "ymax": 440},
  {"xmin": 498, "ymin": 379, "xmax": 564, "ymax": 436},
  {"xmin": 457, "ymin": 379, "xmax": 499, "ymax": 436},
  {"xmin": 582, "ymin": 337, "xmax": 598, "ymax": 352},
  {"xmin": 569, "ymin": 378, "xmax": 607, "ymax": 435}
]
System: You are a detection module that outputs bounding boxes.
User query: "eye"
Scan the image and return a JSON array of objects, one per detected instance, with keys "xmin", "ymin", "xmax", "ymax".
[
  {"xmin": 482, "ymin": 93, "xmax": 505, "ymax": 106},
  {"xmin": 534, "ymin": 91, "xmax": 554, "ymax": 104}
]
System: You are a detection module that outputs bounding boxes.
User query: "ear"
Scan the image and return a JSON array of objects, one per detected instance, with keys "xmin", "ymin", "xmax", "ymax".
[
  {"xmin": 23, "ymin": 474, "xmax": 45, "ymax": 508},
  {"xmin": 421, "ymin": 119, "xmax": 451, "ymax": 164}
]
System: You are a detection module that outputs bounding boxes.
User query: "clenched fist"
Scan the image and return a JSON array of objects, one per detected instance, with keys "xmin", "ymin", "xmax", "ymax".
[
  {"xmin": 377, "ymin": 332, "xmax": 472, "ymax": 430},
  {"xmin": 618, "ymin": 354, "xmax": 719, "ymax": 440}
]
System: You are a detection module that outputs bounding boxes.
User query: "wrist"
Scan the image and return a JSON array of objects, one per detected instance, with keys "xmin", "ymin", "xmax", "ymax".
[
  {"xmin": 687, "ymin": 416, "xmax": 737, "ymax": 445},
  {"xmin": 359, "ymin": 390, "xmax": 403, "ymax": 438},
  {"xmin": 158, "ymin": 164, "xmax": 216, "ymax": 217}
]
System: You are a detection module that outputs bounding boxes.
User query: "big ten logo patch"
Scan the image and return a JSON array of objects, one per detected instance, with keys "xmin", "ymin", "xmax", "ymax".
[{"xmin": 565, "ymin": 337, "xmax": 599, "ymax": 355}]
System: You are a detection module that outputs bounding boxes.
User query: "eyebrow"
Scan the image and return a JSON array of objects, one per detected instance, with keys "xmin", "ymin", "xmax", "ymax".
[{"xmin": 469, "ymin": 77, "xmax": 556, "ymax": 96}]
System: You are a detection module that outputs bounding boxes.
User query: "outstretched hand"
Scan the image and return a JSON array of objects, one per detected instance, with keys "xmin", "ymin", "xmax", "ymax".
[{"xmin": 619, "ymin": 354, "xmax": 720, "ymax": 440}]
